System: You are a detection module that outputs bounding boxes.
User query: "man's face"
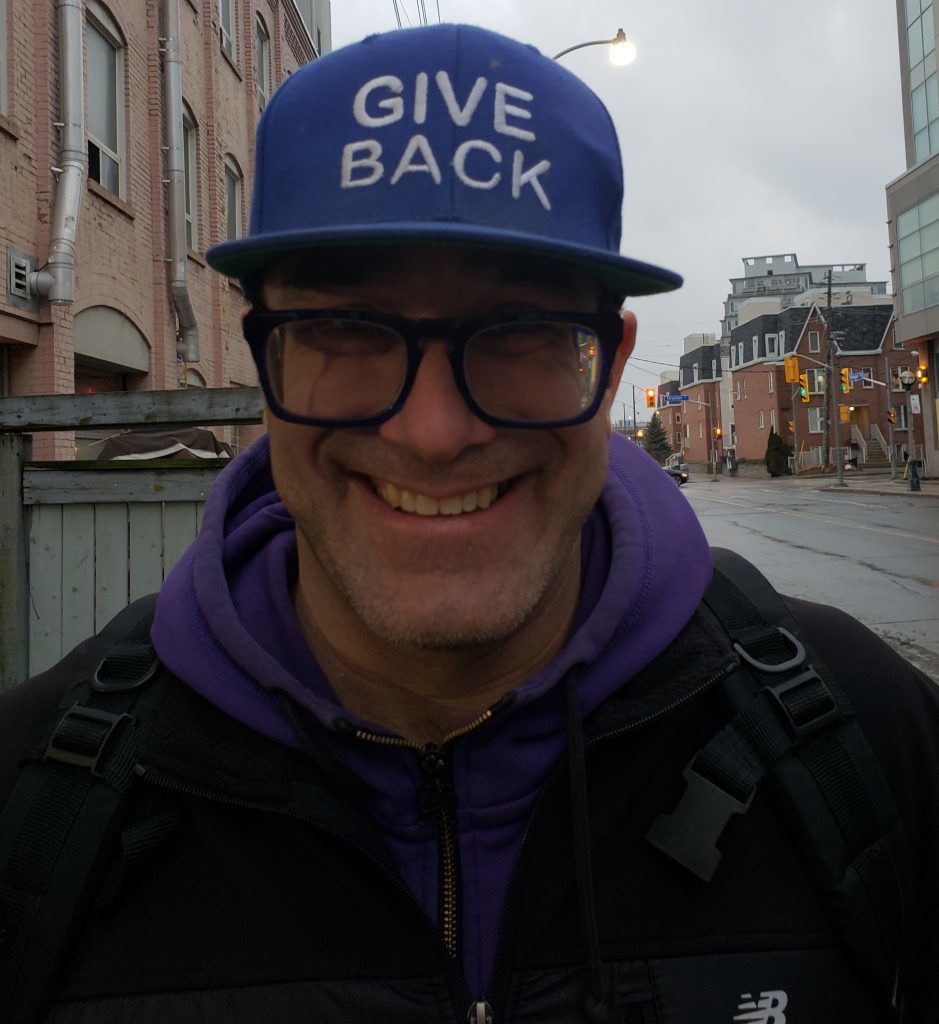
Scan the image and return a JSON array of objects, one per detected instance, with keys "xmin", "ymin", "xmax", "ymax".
[{"xmin": 261, "ymin": 245, "xmax": 635, "ymax": 653}]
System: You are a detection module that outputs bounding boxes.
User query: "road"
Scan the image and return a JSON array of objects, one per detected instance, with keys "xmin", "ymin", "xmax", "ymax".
[{"xmin": 680, "ymin": 476, "xmax": 939, "ymax": 682}]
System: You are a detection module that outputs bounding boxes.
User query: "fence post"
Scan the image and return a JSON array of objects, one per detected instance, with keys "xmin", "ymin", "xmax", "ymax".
[{"xmin": 0, "ymin": 433, "xmax": 31, "ymax": 689}]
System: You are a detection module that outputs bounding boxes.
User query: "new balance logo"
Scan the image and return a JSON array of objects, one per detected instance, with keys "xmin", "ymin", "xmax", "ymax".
[{"xmin": 732, "ymin": 990, "xmax": 788, "ymax": 1023}]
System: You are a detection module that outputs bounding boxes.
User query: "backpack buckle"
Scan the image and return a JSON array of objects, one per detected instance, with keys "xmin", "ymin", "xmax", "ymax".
[
  {"xmin": 43, "ymin": 704, "xmax": 134, "ymax": 777},
  {"xmin": 647, "ymin": 763, "xmax": 755, "ymax": 882}
]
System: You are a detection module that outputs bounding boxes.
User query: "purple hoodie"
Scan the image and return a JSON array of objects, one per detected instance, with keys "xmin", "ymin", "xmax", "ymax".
[{"xmin": 151, "ymin": 430, "xmax": 711, "ymax": 997}]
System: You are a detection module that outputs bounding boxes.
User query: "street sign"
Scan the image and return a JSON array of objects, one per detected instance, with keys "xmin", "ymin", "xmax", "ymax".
[
  {"xmin": 849, "ymin": 371, "xmax": 865, "ymax": 382},
  {"xmin": 663, "ymin": 395, "xmax": 690, "ymax": 402}
]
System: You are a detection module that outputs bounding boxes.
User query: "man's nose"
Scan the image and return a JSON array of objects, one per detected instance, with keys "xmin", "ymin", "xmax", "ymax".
[{"xmin": 377, "ymin": 341, "xmax": 497, "ymax": 459}]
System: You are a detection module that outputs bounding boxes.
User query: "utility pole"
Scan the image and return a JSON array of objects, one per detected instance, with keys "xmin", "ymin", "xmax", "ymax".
[
  {"xmin": 631, "ymin": 384, "xmax": 637, "ymax": 440},
  {"xmin": 825, "ymin": 271, "xmax": 847, "ymax": 486}
]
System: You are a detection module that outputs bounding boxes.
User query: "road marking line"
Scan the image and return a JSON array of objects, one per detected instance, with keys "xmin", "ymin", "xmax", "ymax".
[{"xmin": 690, "ymin": 494, "xmax": 939, "ymax": 545}]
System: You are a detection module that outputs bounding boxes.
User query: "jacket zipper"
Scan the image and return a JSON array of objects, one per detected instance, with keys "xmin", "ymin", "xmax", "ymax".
[
  {"xmin": 348, "ymin": 708, "xmax": 495, "ymax": 961},
  {"xmin": 484, "ymin": 656, "xmax": 740, "ymax": 1015}
]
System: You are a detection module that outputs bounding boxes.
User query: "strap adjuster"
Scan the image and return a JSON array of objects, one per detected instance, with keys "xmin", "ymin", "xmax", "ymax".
[
  {"xmin": 43, "ymin": 704, "xmax": 133, "ymax": 777},
  {"xmin": 767, "ymin": 669, "xmax": 839, "ymax": 740}
]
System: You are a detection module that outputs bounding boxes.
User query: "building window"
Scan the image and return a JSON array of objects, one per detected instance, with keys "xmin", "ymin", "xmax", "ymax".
[
  {"xmin": 183, "ymin": 106, "xmax": 198, "ymax": 250},
  {"xmin": 897, "ymin": 193, "xmax": 939, "ymax": 314},
  {"xmin": 907, "ymin": 0, "xmax": 938, "ymax": 162},
  {"xmin": 891, "ymin": 364, "xmax": 911, "ymax": 391},
  {"xmin": 807, "ymin": 368, "xmax": 825, "ymax": 394},
  {"xmin": 766, "ymin": 333, "xmax": 778, "ymax": 356},
  {"xmin": 896, "ymin": 404, "xmax": 910, "ymax": 431},
  {"xmin": 692, "ymin": 363, "xmax": 699, "ymax": 383},
  {"xmin": 86, "ymin": 2, "xmax": 125, "ymax": 197},
  {"xmin": 767, "ymin": 371, "xmax": 774, "ymax": 394},
  {"xmin": 759, "ymin": 411, "xmax": 765, "ymax": 429},
  {"xmin": 220, "ymin": 0, "xmax": 237, "ymax": 62},
  {"xmin": 737, "ymin": 341, "xmax": 743, "ymax": 364},
  {"xmin": 809, "ymin": 330, "xmax": 820, "ymax": 352},
  {"xmin": 808, "ymin": 408, "xmax": 824, "ymax": 433},
  {"xmin": 861, "ymin": 366, "xmax": 874, "ymax": 389},
  {"xmin": 752, "ymin": 337, "xmax": 758, "ymax": 360},
  {"xmin": 675, "ymin": 413, "xmax": 681, "ymax": 424},
  {"xmin": 255, "ymin": 15, "xmax": 271, "ymax": 106},
  {"xmin": 224, "ymin": 156, "xmax": 243, "ymax": 240}
]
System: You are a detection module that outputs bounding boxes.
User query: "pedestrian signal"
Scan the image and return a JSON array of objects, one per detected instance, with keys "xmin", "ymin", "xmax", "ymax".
[
  {"xmin": 840, "ymin": 368, "xmax": 852, "ymax": 393},
  {"xmin": 713, "ymin": 426, "xmax": 722, "ymax": 438},
  {"xmin": 784, "ymin": 356, "xmax": 799, "ymax": 383},
  {"xmin": 645, "ymin": 388, "xmax": 656, "ymax": 408},
  {"xmin": 839, "ymin": 405, "xmax": 851, "ymax": 423},
  {"xmin": 798, "ymin": 373, "xmax": 810, "ymax": 403},
  {"xmin": 887, "ymin": 408, "xmax": 897, "ymax": 424}
]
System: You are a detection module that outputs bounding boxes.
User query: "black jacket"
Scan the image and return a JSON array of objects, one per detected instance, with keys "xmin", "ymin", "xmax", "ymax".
[{"xmin": 1, "ymin": 596, "xmax": 937, "ymax": 1023}]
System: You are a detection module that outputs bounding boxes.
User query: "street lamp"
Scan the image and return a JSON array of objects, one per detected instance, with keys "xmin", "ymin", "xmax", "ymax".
[{"xmin": 552, "ymin": 28, "xmax": 637, "ymax": 65}]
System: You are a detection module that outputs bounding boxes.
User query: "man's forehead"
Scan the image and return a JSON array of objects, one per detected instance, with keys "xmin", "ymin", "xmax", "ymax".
[{"xmin": 262, "ymin": 245, "xmax": 603, "ymax": 302}]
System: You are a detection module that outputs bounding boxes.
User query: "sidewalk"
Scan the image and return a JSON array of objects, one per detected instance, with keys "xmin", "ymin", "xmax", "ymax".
[{"xmin": 717, "ymin": 467, "xmax": 939, "ymax": 498}]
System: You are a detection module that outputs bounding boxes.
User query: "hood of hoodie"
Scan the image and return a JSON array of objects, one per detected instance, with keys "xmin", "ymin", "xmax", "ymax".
[{"xmin": 151, "ymin": 429, "xmax": 711, "ymax": 996}]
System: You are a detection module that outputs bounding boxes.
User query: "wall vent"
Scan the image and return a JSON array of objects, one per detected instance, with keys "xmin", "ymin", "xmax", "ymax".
[{"xmin": 8, "ymin": 253, "xmax": 31, "ymax": 300}]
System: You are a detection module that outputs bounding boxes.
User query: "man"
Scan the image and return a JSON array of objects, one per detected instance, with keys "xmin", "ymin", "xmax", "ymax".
[{"xmin": 1, "ymin": 23, "xmax": 937, "ymax": 1024}]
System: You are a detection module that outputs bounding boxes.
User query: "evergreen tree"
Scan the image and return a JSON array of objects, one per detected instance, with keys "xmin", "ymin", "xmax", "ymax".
[
  {"xmin": 642, "ymin": 412, "xmax": 673, "ymax": 464},
  {"xmin": 764, "ymin": 428, "xmax": 792, "ymax": 477}
]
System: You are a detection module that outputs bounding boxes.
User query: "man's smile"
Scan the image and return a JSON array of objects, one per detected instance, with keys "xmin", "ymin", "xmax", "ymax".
[{"xmin": 376, "ymin": 480, "xmax": 504, "ymax": 516}]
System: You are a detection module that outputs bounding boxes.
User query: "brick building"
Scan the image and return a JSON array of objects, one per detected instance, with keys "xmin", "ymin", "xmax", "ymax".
[
  {"xmin": 729, "ymin": 304, "xmax": 919, "ymax": 468},
  {"xmin": 655, "ymin": 334, "xmax": 724, "ymax": 468},
  {"xmin": 0, "ymin": 0, "xmax": 328, "ymax": 457}
]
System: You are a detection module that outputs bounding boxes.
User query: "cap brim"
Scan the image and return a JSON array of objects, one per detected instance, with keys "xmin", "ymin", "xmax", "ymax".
[{"xmin": 206, "ymin": 222, "xmax": 682, "ymax": 299}]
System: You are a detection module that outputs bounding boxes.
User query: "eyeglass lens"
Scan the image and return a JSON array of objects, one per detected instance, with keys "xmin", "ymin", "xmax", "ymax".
[{"xmin": 266, "ymin": 318, "xmax": 604, "ymax": 424}]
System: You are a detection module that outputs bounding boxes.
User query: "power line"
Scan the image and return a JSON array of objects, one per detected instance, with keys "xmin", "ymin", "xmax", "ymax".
[{"xmin": 391, "ymin": 0, "xmax": 402, "ymax": 28}]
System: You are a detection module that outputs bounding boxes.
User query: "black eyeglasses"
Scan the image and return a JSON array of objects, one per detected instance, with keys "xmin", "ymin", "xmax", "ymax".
[{"xmin": 243, "ymin": 309, "xmax": 623, "ymax": 429}]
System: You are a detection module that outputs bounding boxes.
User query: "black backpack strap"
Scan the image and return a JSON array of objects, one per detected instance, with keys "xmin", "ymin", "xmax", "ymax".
[
  {"xmin": 648, "ymin": 549, "xmax": 911, "ymax": 1014},
  {"xmin": 0, "ymin": 594, "xmax": 162, "ymax": 1024}
]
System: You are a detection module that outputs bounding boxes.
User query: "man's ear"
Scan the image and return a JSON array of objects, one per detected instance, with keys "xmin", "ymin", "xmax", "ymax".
[
  {"xmin": 609, "ymin": 310, "xmax": 637, "ymax": 391},
  {"xmin": 601, "ymin": 311, "xmax": 637, "ymax": 431}
]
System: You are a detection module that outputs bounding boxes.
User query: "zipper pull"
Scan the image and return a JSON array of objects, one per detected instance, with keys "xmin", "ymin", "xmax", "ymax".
[{"xmin": 467, "ymin": 1000, "xmax": 493, "ymax": 1024}]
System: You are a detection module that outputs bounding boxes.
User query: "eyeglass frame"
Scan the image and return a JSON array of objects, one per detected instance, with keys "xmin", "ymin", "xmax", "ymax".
[{"xmin": 242, "ymin": 307, "xmax": 625, "ymax": 429}]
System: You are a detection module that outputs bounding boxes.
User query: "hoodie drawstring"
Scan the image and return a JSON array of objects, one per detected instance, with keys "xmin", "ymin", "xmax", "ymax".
[{"xmin": 566, "ymin": 670, "xmax": 606, "ymax": 1022}]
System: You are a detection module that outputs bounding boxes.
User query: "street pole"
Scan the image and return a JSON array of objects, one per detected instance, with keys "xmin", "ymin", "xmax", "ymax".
[
  {"xmin": 790, "ymin": 384, "xmax": 800, "ymax": 475},
  {"xmin": 631, "ymin": 384, "xmax": 637, "ymax": 441},
  {"xmin": 825, "ymin": 272, "xmax": 847, "ymax": 487},
  {"xmin": 885, "ymin": 351, "xmax": 897, "ymax": 480}
]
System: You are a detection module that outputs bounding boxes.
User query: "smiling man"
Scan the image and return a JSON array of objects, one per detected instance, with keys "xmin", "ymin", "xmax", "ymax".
[{"xmin": 1, "ymin": 23, "xmax": 937, "ymax": 1024}]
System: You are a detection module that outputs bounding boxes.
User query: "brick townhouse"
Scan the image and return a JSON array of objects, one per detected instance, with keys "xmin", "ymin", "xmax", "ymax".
[
  {"xmin": 729, "ymin": 304, "xmax": 925, "ymax": 468},
  {"xmin": 0, "ymin": 0, "xmax": 328, "ymax": 458}
]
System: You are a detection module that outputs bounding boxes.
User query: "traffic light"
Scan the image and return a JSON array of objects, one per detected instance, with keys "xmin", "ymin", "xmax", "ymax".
[
  {"xmin": 887, "ymin": 408, "xmax": 897, "ymax": 424},
  {"xmin": 713, "ymin": 426, "xmax": 722, "ymax": 439},
  {"xmin": 840, "ymin": 367, "xmax": 852, "ymax": 393},
  {"xmin": 839, "ymin": 405, "xmax": 852, "ymax": 423},
  {"xmin": 784, "ymin": 356, "xmax": 800, "ymax": 383},
  {"xmin": 798, "ymin": 373, "xmax": 810, "ymax": 403},
  {"xmin": 645, "ymin": 388, "xmax": 656, "ymax": 409},
  {"xmin": 788, "ymin": 420, "xmax": 795, "ymax": 434},
  {"xmin": 916, "ymin": 365, "xmax": 929, "ymax": 385}
]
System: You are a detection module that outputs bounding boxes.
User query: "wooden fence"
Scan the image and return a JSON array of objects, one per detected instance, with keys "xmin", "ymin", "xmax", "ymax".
[{"xmin": 0, "ymin": 388, "xmax": 262, "ymax": 689}]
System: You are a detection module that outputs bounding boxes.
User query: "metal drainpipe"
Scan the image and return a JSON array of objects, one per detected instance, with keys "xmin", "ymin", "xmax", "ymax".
[
  {"xmin": 29, "ymin": 0, "xmax": 86, "ymax": 304},
  {"xmin": 162, "ymin": 0, "xmax": 199, "ymax": 363}
]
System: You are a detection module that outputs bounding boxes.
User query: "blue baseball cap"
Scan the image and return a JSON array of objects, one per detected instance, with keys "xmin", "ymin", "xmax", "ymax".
[{"xmin": 206, "ymin": 23, "xmax": 682, "ymax": 299}]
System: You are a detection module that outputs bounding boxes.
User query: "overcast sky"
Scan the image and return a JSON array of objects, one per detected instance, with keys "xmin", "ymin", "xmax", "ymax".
[{"xmin": 329, "ymin": 0, "xmax": 906, "ymax": 404}]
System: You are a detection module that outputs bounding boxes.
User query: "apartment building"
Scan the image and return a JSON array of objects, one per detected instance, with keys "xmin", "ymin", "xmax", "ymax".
[
  {"xmin": 720, "ymin": 254, "xmax": 890, "ymax": 346},
  {"xmin": 885, "ymin": 0, "xmax": 939, "ymax": 474},
  {"xmin": 0, "ymin": 0, "xmax": 328, "ymax": 457}
]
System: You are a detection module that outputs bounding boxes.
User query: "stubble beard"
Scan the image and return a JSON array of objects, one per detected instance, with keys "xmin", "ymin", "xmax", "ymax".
[{"xmin": 294, "ymin": 511, "xmax": 583, "ymax": 654}]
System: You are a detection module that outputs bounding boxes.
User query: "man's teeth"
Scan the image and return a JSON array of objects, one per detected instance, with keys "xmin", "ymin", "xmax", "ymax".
[{"xmin": 378, "ymin": 482, "xmax": 500, "ymax": 516}]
